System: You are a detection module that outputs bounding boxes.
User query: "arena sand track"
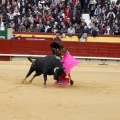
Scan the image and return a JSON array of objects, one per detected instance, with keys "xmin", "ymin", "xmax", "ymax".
[{"xmin": 0, "ymin": 61, "xmax": 120, "ymax": 120}]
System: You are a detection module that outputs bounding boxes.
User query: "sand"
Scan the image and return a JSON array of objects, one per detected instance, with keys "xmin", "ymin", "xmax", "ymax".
[{"xmin": 0, "ymin": 60, "xmax": 120, "ymax": 120}]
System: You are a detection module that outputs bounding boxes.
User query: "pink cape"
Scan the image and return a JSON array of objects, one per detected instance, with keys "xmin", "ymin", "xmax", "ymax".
[
  {"xmin": 61, "ymin": 52, "xmax": 80, "ymax": 75},
  {"xmin": 53, "ymin": 52, "xmax": 80, "ymax": 87}
]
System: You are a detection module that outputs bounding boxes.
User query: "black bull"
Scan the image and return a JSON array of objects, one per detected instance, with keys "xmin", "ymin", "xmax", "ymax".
[{"xmin": 22, "ymin": 55, "xmax": 65, "ymax": 86}]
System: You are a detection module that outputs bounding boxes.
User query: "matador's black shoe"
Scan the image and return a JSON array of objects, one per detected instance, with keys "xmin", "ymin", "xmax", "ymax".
[{"xmin": 70, "ymin": 80, "xmax": 74, "ymax": 86}]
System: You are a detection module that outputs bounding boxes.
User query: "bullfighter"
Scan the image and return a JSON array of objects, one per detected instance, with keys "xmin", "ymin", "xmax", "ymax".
[{"xmin": 50, "ymin": 42, "xmax": 80, "ymax": 86}]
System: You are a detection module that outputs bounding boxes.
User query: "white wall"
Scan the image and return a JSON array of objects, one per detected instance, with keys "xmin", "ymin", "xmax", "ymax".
[{"xmin": 7, "ymin": 28, "xmax": 13, "ymax": 39}]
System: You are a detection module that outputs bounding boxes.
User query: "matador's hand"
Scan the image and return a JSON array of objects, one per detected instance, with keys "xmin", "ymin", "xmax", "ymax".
[{"xmin": 65, "ymin": 75, "xmax": 70, "ymax": 79}]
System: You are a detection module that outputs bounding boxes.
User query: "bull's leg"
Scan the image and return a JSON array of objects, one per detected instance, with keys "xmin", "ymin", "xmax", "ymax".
[
  {"xmin": 56, "ymin": 76, "xmax": 61, "ymax": 85},
  {"xmin": 57, "ymin": 80, "xmax": 61, "ymax": 85},
  {"xmin": 43, "ymin": 74, "xmax": 47, "ymax": 87},
  {"xmin": 22, "ymin": 69, "xmax": 34, "ymax": 83},
  {"xmin": 29, "ymin": 74, "xmax": 37, "ymax": 83},
  {"xmin": 29, "ymin": 72, "xmax": 42, "ymax": 83}
]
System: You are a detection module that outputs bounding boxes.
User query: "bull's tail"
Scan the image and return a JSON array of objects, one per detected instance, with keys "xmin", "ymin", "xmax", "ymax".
[
  {"xmin": 28, "ymin": 57, "xmax": 37, "ymax": 63},
  {"xmin": 28, "ymin": 57, "xmax": 33, "ymax": 63}
]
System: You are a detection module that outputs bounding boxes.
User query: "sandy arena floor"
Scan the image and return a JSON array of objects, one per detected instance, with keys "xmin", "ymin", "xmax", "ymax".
[{"xmin": 0, "ymin": 60, "xmax": 120, "ymax": 120}]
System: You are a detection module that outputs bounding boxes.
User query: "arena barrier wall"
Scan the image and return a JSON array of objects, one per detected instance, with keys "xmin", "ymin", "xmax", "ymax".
[{"xmin": 0, "ymin": 40, "xmax": 120, "ymax": 61}]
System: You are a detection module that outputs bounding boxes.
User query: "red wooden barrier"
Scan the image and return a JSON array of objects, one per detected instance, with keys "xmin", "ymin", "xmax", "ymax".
[
  {"xmin": 0, "ymin": 56, "xmax": 11, "ymax": 61},
  {"xmin": 0, "ymin": 40, "xmax": 120, "ymax": 61}
]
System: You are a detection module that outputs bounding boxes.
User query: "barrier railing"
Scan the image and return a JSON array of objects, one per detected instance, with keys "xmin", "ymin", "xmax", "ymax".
[{"xmin": 12, "ymin": 32, "xmax": 120, "ymax": 43}]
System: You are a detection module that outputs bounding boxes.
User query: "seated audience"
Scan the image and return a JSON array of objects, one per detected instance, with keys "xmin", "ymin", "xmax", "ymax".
[
  {"xmin": 67, "ymin": 24, "xmax": 75, "ymax": 37},
  {"xmin": 60, "ymin": 24, "xmax": 67, "ymax": 38},
  {"xmin": 113, "ymin": 26, "xmax": 120, "ymax": 35},
  {"xmin": 82, "ymin": 26, "xmax": 90, "ymax": 34},
  {"xmin": 1, "ymin": 0, "xmax": 120, "ymax": 37}
]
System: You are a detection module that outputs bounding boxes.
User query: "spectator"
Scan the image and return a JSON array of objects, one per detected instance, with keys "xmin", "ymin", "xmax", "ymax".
[
  {"xmin": 53, "ymin": 33, "xmax": 61, "ymax": 42},
  {"xmin": 116, "ymin": 11, "xmax": 120, "ymax": 21},
  {"xmin": 8, "ymin": 20, "xmax": 15, "ymax": 28},
  {"xmin": 65, "ymin": 17, "xmax": 71, "ymax": 28},
  {"xmin": 82, "ymin": 26, "xmax": 90, "ymax": 34},
  {"xmin": 80, "ymin": 19, "xmax": 87, "ymax": 29},
  {"xmin": 67, "ymin": 24, "xmax": 75, "ymax": 37},
  {"xmin": 18, "ymin": 23, "xmax": 26, "ymax": 32},
  {"xmin": 45, "ymin": 11, "xmax": 53, "ymax": 20},
  {"xmin": 75, "ymin": 1, "xmax": 81, "ymax": 12},
  {"xmin": 7, "ymin": 12, "xmax": 14, "ymax": 21},
  {"xmin": 28, "ymin": 14, "xmax": 34, "ymax": 24},
  {"xmin": 89, "ymin": 5, "xmax": 95, "ymax": 19},
  {"xmin": 52, "ymin": 9, "xmax": 58, "ymax": 20},
  {"xmin": 111, "ymin": 22, "xmax": 117, "ymax": 34},
  {"xmin": 75, "ymin": 24, "xmax": 82, "ymax": 33},
  {"xmin": 22, "ymin": 14, "xmax": 27, "ymax": 24},
  {"xmin": 107, "ymin": 9, "xmax": 116, "ymax": 19},
  {"xmin": 81, "ymin": 0, "xmax": 90, "ymax": 13},
  {"xmin": 80, "ymin": 33, "xmax": 88, "ymax": 42},
  {"xmin": 23, "ymin": 18, "xmax": 31, "ymax": 30},
  {"xmin": 60, "ymin": 9, "xmax": 65, "ymax": 18},
  {"xmin": 1, "ymin": 0, "xmax": 119, "ymax": 37},
  {"xmin": 113, "ymin": 26, "xmax": 120, "ymax": 35},
  {"xmin": 77, "ymin": 32, "xmax": 82, "ymax": 40},
  {"xmin": 71, "ymin": 16, "xmax": 77, "ymax": 25},
  {"xmin": 37, "ymin": 21, "xmax": 45, "ymax": 32},
  {"xmin": 45, "ymin": 20, "xmax": 51, "ymax": 32},
  {"xmin": 61, "ymin": 24, "xmax": 67, "ymax": 38},
  {"xmin": 88, "ymin": 21, "xmax": 94, "ymax": 30},
  {"xmin": 99, "ymin": 23, "xmax": 107, "ymax": 34},
  {"xmin": 11, "ymin": 35, "xmax": 18, "ymax": 40},
  {"xmin": 65, "ymin": 9, "xmax": 72, "ymax": 19},
  {"xmin": 51, "ymin": 24, "xmax": 59, "ymax": 33},
  {"xmin": 50, "ymin": 17, "xmax": 55, "ymax": 28},
  {"xmin": 34, "ymin": 14, "xmax": 39, "ymax": 25},
  {"xmin": 27, "ymin": 23, "xmax": 35, "ymax": 32},
  {"xmin": 91, "ymin": 26, "xmax": 98, "ymax": 37},
  {"xmin": 89, "ymin": 0, "xmax": 96, "ymax": 10},
  {"xmin": 94, "ymin": 4, "xmax": 102, "ymax": 16},
  {"xmin": 13, "ymin": 6, "xmax": 20, "ymax": 16}
]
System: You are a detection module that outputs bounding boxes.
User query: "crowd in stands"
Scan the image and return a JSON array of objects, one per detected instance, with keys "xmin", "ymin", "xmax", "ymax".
[{"xmin": 0, "ymin": 0, "xmax": 120, "ymax": 37}]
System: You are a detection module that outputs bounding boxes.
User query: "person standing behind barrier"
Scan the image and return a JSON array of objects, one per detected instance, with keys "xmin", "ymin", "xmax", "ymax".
[
  {"xmin": 53, "ymin": 33, "xmax": 61, "ymax": 42},
  {"xmin": 11, "ymin": 35, "xmax": 18, "ymax": 40}
]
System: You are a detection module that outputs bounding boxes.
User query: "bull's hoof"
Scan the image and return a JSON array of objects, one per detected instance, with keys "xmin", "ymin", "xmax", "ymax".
[
  {"xmin": 70, "ymin": 80, "xmax": 74, "ymax": 86},
  {"xmin": 29, "ymin": 80, "xmax": 32, "ymax": 84},
  {"xmin": 43, "ymin": 84, "xmax": 46, "ymax": 88},
  {"xmin": 57, "ymin": 81, "xmax": 61, "ymax": 85},
  {"xmin": 21, "ymin": 80, "xmax": 25, "ymax": 83}
]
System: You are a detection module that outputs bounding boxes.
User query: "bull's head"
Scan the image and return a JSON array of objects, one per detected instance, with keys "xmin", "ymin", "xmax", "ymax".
[{"xmin": 53, "ymin": 67, "xmax": 64, "ymax": 80}]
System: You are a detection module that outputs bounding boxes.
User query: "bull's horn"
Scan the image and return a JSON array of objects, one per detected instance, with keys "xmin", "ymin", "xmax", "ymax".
[{"xmin": 54, "ymin": 67, "xmax": 59, "ymax": 74}]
